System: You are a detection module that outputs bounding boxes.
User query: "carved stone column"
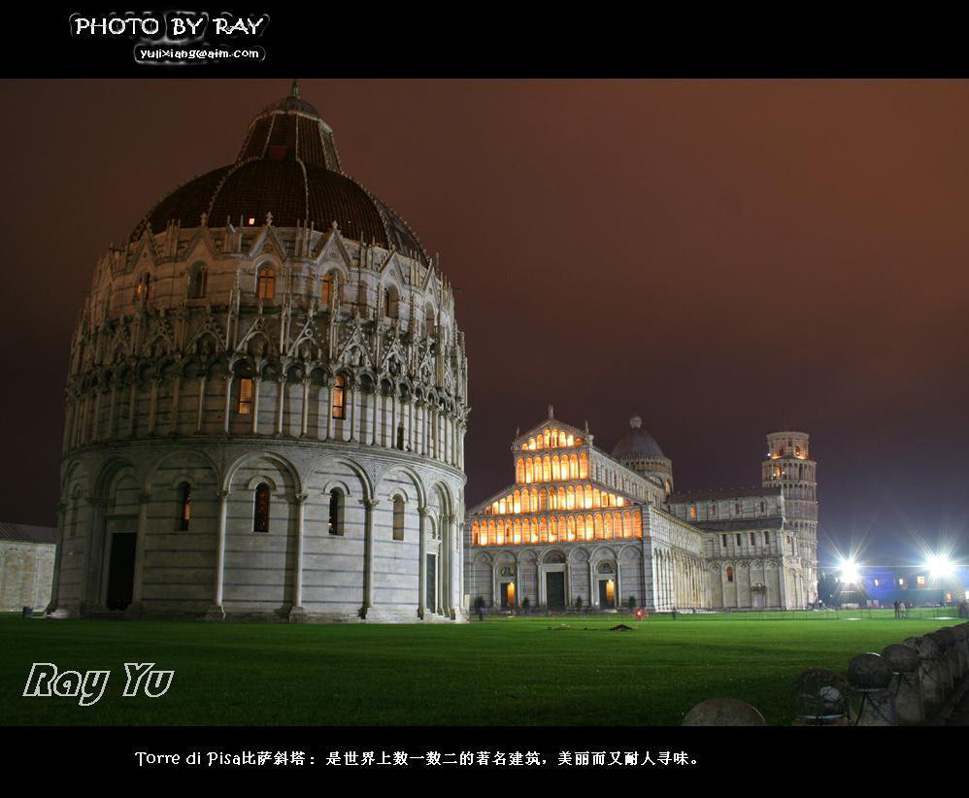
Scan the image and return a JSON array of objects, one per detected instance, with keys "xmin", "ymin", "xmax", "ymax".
[
  {"xmin": 360, "ymin": 498, "xmax": 378, "ymax": 617},
  {"xmin": 289, "ymin": 493, "xmax": 309, "ymax": 622},
  {"xmin": 81, "ymin": 495, "xmax": 108, "ymax": 614},
  {"xmin": 196, "ymin": 374, "xmax": 207, "ymax": 433},
  {"xmin": 106, "ymin": 385, "xmax": 117, "ymax": 439},
  {"xmin": 251, "ymin": 376, "xmax": 262, "ymax": 434},
  {"xmin": 300, "ymin": 378, "xmax": 311, "ymax": 436},
  {"xmin": 222, "ymin": 374, "xmax": 234, "ymax": 433},
  {"xmin": 276, "ymin": 376, "xmax": 287, "ymax": 434},
  {"xmin": 442, "ymin": 513, "xmax": 453, "ymax": 617},
  {"xmin": 125, "ymin": 491, "xmax": 152, "ymax": 617},
  {"xmin": 169, "ymin": 376, "xmax": 182, "ymax": 435},
  {"xmin": 206, "ymin": 489, "xmax": 229, "ymax": 621},
  {"xmin": 418, "ymin": 506, "xmax": 428, "ymax": 619},
  {"xmin": 147, "ymin": 378, "xmax": 159, "ymax": 435},
  {"xmin": 127, "ymin": 383, "xmax": 137, "ymax": 437}
]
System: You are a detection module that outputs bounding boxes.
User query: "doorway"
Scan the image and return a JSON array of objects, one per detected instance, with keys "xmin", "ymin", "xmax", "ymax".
[
  {"xmin": 545, "ymin": 571, "xmax": 565, "ymax": 609},
  {"xmin": 105, "ymin": 532, "xmax": 136, "ymax": 610},
  {"xmin": 500, "ymin": 581, "xmax": 515, "ymax": 608},
  {"xmin": 598, "ymin": 578, "xmax": 615, "ymax": 608}
]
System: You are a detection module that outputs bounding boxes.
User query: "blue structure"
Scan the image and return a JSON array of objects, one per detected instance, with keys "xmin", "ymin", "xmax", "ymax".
[{"xmin": 852, "ymin": 564, "xmax": 969, "ymax": 609}]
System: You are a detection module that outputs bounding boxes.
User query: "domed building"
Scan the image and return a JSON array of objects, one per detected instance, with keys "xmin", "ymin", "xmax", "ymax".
[
  {"xmin": 466, "ymin": 411, "xmax": 818, "ymax": 611},
  {"xmin": 49, "ymin": 85, "xmax": 470, "ymax": 622},
  {"xmin": 611, "ymin": 414, "xmax": 673, "ymax": 495}
]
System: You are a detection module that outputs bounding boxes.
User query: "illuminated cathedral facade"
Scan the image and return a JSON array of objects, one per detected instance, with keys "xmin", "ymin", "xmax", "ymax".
[{"xmin": 466, "ymin": 411, "xmax": 818, "ymax": 612}]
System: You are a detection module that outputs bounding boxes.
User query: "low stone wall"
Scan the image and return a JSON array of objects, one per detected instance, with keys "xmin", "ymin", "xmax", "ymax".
[{"xmin": 681, "ymin": 621, "xmax": 969, "ymax": 726}]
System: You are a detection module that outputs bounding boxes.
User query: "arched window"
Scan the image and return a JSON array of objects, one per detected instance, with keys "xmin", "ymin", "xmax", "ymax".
[
  {"xmin": 134, "ymin": 272, "xmax": 151, "ymax": 304},
  {"xmin": 331, "ymin": 375, "xmax": 346, "ymax": 419},
  {"xmin": 383, "ymin": 285, "xmax": 399, "ymax": 319},
  {"xmin": 320, "ymin": 271, "xmax": 338, "ymax": 305},
  {"xmin": 176, "ymin": 482, "xmax": 191, "ymax": 531},
  {"xmin": 726, "ymin": 566, "xmax": 735, "ymax": 583},
  {"xmin": 253, "ymin": 483, "xmax": 270, "ymax": 533},
  {"xmin": 257, "ymin": 265, "xmax": 276, "ymax": 300},
  {"xmin": 237, "ymin": 377, "xmax": 254, "ymax": 414},
  {"xmin": 424, "ymin": 304, "xmax": 435, "ymax": 334},
  {"xmin": 392, "ymin": 495, "xmax": 405, "ymax": 541},
  {"xmin": 328, "ymin": 489, "xmax": 344, "ymax": 536},
  {"xmin": 189, "ymin": 264, "xmax": 207, "ymax": 298}
]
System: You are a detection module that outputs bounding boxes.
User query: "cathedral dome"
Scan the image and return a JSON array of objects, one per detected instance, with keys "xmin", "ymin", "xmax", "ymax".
[
  {"xmin": 130, "ymin": 85, "xmax": 427, "ymax": 261},
  {"xmin": 612, "ymin": 416, "xmax": 665, "ymax": 460}
]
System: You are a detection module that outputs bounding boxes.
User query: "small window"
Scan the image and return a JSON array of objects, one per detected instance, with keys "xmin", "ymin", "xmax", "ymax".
[
  {"xmin": 257, "ymin": 266, "xmax": 276, "ymax": 299},
  {"xmin": 328, "ymin": 489, "xmax": 343, "ymax": 536},
  {"xmin": 320, "ymin": 272, "xmax": 337, "ymax": 305},
  {"xmin": 190, "ymin": 264, "xmax": 207, "ymax": 298},
  {"xmin": 735, "ymin": 502, "xmax": 741, "ymax": 515},
  {"xmin": 238, "ymin": 378, "xmax": 254, "ymax": 414},
  {"xmin": 764, "ymin": 531, "xmax": 770, "ymax": 545},
  {"xmin": 916, "ymin": 575, "xmax": 926, "ymax": 587},
  {"xmin": 134, "ymin": 273, "xmax": 151, "ymax": 304},
  {"xmin": 392, "ymin": 496, "xmax": 404, "ymax": 541},
  {"xmin": 750, "ymin": 532, "xmax": 756, "ymax": 546},
  {"xmin": 331, "ymin": 375, "xmax": 346, "ymax": 419},
  {"xmin": 873, "ymin": 578, "xmax": 880, "ymax": 587},
  {"xmin": 721, "ymin": 534, "xmax": 727, "ymax": 549},
  {"xmin": 383, "ymin": 285, "xmax": 399, "ymax": 319},
  {"xmin": 726, "ymin": 566, "xmax": 734, "ymax": 583},
  {"xmin": 253, "ymin": 483, "xmax": 270, "ymax": 533},
  {"xmin": 176, "ymin": 482, "xmax": 191, "ymax": 531},
  {"xmin": 689, "ymin": 505, "xmax": 697, "ymax": 520},
  {"xmin": 736, "ymin": 533, "xmax": 742, "ymax": 546}
]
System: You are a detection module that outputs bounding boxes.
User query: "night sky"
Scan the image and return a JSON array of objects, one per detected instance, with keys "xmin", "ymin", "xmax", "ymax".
[{"xmin": 2, "ymin": 79, "xmax": 968, "ymax": 567}]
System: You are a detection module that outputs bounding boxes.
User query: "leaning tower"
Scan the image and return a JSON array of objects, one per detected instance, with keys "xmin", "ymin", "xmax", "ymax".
[{"xmin": 762, "ymin": 431, "xmax": 818, "ymax": 606}]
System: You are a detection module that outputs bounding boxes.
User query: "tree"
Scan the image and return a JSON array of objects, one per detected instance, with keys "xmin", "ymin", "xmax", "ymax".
[{"xmin": 817, "ymin": 571, "xmax": 840, "ymax": 608}]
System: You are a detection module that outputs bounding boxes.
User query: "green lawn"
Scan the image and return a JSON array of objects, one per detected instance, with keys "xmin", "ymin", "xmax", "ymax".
[{"xmin": 1, "ymin": 611, "xmax": 962, "ymax": 726}]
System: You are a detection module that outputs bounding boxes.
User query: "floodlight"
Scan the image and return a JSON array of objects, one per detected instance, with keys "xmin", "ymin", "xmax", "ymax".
[
  {"xmin": 839, "ymin": 559, "xmax": 861, "ymax": 585},
  {"xmin": 926, "ymin": 555, "xmax": 954, "ymax": 580}
]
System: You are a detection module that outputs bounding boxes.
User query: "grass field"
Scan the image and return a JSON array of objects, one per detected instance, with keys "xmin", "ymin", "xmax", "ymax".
[{"xmin": 1, "ymin": 610, "xmax": 962, "ymax": 726}]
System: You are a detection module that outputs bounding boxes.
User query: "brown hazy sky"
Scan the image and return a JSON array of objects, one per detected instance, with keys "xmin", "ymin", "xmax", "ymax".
[{"xmin": 2, "ymin": 79, "xmax": 968, "ymax": 564}]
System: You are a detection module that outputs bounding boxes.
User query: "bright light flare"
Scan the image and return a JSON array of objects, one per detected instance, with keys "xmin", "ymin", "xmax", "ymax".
[
  {"xmin": 839, "ymin": 559, "xmax": 861, "ymax": 585},
  {"xmin": 926, "ymin": 555, "xmax": 954, "ymax": 580}
]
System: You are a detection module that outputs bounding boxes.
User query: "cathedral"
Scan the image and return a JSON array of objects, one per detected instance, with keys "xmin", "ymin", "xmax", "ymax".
[
  {"xmin": 466, "ymin": 410, "xmax": 818, "ymax": 611},
  {"xmin": 50, "ymin": 85, "xmax": 470, "ymax": 622}
]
